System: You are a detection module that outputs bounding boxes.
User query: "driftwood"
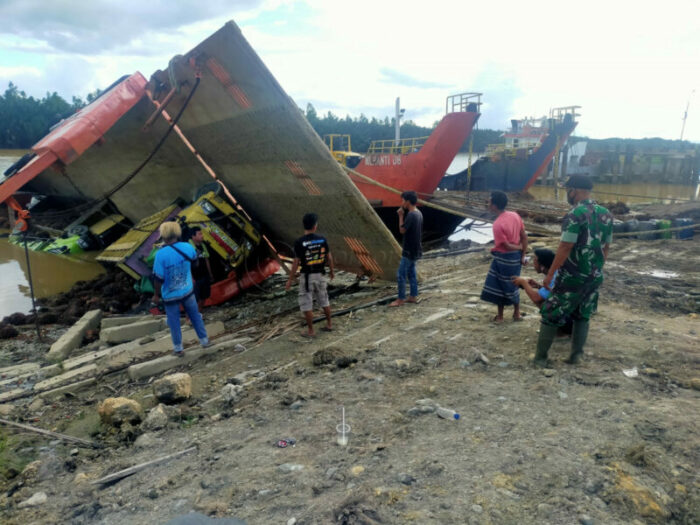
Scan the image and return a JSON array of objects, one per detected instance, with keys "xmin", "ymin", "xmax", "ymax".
[
  {"xmin": 91, "ymin": 446, "xmax": 197, "ymax": 485},
  {"xmin": 0, "ymin": 418, "xmax": 101, "ymax": 448}
]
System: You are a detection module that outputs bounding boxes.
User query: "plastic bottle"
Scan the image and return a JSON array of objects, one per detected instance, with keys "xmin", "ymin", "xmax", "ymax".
[{"xmin": 436, "ymin": 407, "xmax": 460, "ymax": 420}]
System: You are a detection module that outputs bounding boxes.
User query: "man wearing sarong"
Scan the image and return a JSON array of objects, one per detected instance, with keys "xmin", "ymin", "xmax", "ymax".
[
  {"xmin": 535, "ymin": 175, "xmax": 613, "ymax": 367},
  {"xmin": 480, "ymin": 191, "xmax": 528, "ymax": 322}
]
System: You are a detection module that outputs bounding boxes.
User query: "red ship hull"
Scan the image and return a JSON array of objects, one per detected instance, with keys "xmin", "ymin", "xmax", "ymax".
[
  {"xmin": 348, "ymin": 110, "xmax": 480, "ymax": 243},
  {"xmin": 349, "ymin": 111, "xmax": 480, "ymax": 208}
]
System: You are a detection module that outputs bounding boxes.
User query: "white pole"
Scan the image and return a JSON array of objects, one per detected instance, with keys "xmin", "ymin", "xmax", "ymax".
[
  {"xmin": 395, "ymin": 97, "xmax": 401, "ymax": 145},
  {"xmin": 680, "ymin": 89, "xmax": 695, "ymax": 141}
]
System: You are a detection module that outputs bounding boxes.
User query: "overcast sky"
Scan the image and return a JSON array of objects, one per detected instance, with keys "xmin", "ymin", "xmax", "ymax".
[{"xmin": 1, "ymin": 0, "xmax": 699, "ymax": 142}]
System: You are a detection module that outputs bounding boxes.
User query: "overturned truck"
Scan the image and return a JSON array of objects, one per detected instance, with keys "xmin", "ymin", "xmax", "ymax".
[{"xmin": 0, "ymin": 21, "xmax": 402, "ymax": 300}]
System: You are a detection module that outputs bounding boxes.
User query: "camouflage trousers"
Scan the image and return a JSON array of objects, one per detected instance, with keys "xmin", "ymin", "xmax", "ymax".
[{"xmin": 540, "ymin": 277, "xmax": 601, "ymax": 327}]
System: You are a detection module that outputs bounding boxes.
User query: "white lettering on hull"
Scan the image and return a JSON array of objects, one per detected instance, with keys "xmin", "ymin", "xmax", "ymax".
[{"xmin": 364, "ymin": 155, "xmax": 402, "ymax": 167}]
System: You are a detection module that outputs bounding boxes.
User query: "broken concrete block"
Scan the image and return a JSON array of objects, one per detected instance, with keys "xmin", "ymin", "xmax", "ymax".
[
  {"xmin": 47, "ymin": 309, "xmax": 102, "ymax": 361},
  {"xmin": 17, "ymin": 491, "xmax": 47, "ymax": 508},
  {"xmin": 38, "ymin": 378, "xmax": 96, "ymax": 400},
  {"xmin": 221, "ymin": 384, "xmax": 243, "ymax": 404},
  {"xmin": 0, "ymin": 362, "xmax": 40, "ymax": 377},
  {"xmin": 143, "ymin": 404, "xmax": 169, "ymax": 430},
  {"xmin": 127, "ymin": 336, "xmax": 250, "ymax": 381},
  {"xmin": 98, "ymin": 397, "xmax": 143, "ymax": 427},
  {"xmin": 97, "ymin": 322, "xmax": 225, "ymax": 373},
  {"xmin": 0, "ymin": 364, "xmax": 60, "ymax": 389},
  {"xmin": 100, "ymin": 315, "xmax": 163, "ymax": 330},
  {"xmin": 0, "ymin": 388, "xmax": 25, "ymax": 403},
  {"xmin": 153, "ymin": 373, "xmax": 192, "ymax": 404},
  {"xmin": 28, "ymin": 398, "xmax": 44, "ymax": 411},
  {"xmin": 100, "ymin": 318, "xmax": 166, "ymax": 344},
  {"xmin": 0, "ymin": 403, "xmax": 15, "ymax": 415},
  {"xmin": 33, "ymin": 364, "xmax": 97, "ymax": 392},
  {"xmin": 143, "ymin": 403, "xmax": 181, "ymax": 431}
]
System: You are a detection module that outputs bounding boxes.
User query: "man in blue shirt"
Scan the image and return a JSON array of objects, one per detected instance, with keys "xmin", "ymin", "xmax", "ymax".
[{"xmin": 153, "ymin": 221, "xmax": 209, "ymax": 355}]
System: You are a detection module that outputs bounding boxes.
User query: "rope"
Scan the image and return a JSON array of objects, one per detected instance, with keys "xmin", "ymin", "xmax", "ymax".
[
  {"xmin": 517, "ymin": 222, "xmax": 698, "ymax": 242},
  {"xmin": 342, "ymin": 165, "xmax": 555, "ymax": 236},
  {"xmin": 30, "ymin": 77, "xmax": 202, "ymax": 221}
]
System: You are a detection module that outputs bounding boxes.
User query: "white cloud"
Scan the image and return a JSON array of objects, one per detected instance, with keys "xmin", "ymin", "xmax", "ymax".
[{"xmin": 0, "ymin": 0, "xmax": 699, "ymax": 141}]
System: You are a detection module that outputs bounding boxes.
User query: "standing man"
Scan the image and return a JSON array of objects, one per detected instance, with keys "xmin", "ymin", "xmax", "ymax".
[
  {"xmin": 480, "ymin": 191, "xmax": 528, "ymax": 322},
  {"xmin": 153, "ymin": 221, "xmax": 209, "ymax": 356},
  {"xmin": 535, "ymin": 175, "xmax": 613, "ymax": 367},
  {"xmin": 189, "ymin": 227, "xmax": 214, "ymax": 312},
  {"xmin": 285, "ymin": 212, "xmax": 335, "ymax": 337},
  {"xmin": 389, "ymin": 190, "xmax": 423, "ymax": 307}
]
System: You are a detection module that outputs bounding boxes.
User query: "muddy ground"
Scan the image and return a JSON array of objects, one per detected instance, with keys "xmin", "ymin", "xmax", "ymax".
[{"xmin": 0, "ymin": 233, "xmax": 698, "ymax": 524}]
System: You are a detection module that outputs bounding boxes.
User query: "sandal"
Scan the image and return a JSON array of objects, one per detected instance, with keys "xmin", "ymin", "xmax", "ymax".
[
  {"xmin": 388, "ymin": 299, "xmax": 404, "ymax": 307},
  {"xmin": 300, "ymin": 332, "xmax": 316, "ymax": 338},
  {"xmin": 321, "ymin": 326, "xmax": 333, "ymax": 332}
]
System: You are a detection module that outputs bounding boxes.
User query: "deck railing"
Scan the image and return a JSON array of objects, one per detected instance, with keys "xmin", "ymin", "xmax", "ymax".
[
  {"xmin": 445, "ymin": 92, "xmax": 482, "ymax": 114},
  {"xmin": 367, "ymin": 136, "xmax": 429, "ymax": 155}
]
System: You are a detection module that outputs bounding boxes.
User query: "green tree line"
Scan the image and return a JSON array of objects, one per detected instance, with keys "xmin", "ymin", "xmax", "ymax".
[
  {"xmin": 0, "ymin": 82, "xmax": 100, "ymax": 149},
  {"xmin": 303, "ymin": 103, "xmax": 502, "ymax": 153},
  {"xmin": 2, "ymin": 81, "xmax": 696, "ymax": 155}
]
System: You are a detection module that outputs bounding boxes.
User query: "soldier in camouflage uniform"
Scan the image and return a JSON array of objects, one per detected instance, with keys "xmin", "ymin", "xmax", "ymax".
[{"xmin": 535, "ymin": 175, "xmax": 613, "ymax": 367}]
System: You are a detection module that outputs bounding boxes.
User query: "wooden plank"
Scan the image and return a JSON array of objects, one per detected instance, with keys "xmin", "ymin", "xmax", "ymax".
[
  {"xmin": 0, "ymin": 418, "xmax": 100, "ymax": 448},
  {"xmin": 92, "ymin": 447, "xmax": 196, "ymax": 484}
]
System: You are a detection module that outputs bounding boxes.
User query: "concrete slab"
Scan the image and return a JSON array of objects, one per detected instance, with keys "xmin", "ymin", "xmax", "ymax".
[
  {"xmin": 101, "ymin": 315, "xmax": 164, "ymax": 330},
  {"xmin": 128, "ymin": 336, "xmax": 251, "ymax": 380},
  {"xmin": 100, "ymin": 318, "xmax": 167, "ymax": 344},
  {"xmin": 61, "ymin": 328, "xmax": 170, "ymax": 372},
  {"xmin": 38, "ymin": 378, "xmax": 97, "ymax": 399},
  {"xmin": 33, "ymin": 364, "xmax": 98, "ymax": 392},
  {"xmin": 0, "ymin": 364, "xmax": 60, "ymax": 388},
  {"xmin": 99, "ymin": 322, "xmax": 225, "ymax": 373},
  {"xmin": 47, "ymin": 310, "xmax": 103, "ymax": 361},
  {"xmin": 0, "ymin": 388, "xmax": 26, "ymax": 403},
  {"xmin": 0, "ymin": 362, "xmax": 41, "ymax": 377}
]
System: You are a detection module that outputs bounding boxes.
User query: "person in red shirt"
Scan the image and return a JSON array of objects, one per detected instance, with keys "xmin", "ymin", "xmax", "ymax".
[{"xmin": 480, "ymin": 191, "xmax": 528, "ymax": 322}]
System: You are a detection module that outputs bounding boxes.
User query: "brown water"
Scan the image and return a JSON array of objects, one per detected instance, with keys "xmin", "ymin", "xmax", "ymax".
[
  {"xmin": 0, "ymin": 236, "xmax": 105, "ymax": 318},
  {"xmin": 1, "ymin": 153, "xmax": 106, "ymax": 318}
]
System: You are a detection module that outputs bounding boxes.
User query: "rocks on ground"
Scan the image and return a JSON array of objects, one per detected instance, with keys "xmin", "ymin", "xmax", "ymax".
[
  {"xmin": 98, "ymin": 397, "xmax": 143, "ymax": 427},
  {"xmin": 153, "ymin": 373, "xmax": 192, "ymax": 404}
]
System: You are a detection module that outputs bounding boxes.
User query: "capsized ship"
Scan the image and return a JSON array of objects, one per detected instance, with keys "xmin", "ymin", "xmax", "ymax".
[
  {"xmin": 326, "ymin": 93, "xmax": 482, "ymax": 243},
  {"xmin": 0, "ymin": 21, "xmax": 403, "ymax": 296},
  {"xmin": 439, "ymin": 106, "xmax": 580, "ymax": 192}
]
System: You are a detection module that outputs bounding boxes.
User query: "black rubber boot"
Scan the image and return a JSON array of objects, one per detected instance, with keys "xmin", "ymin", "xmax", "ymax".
[
  {"xmin": 535, "ymin": 323, "xmax": 558, "ymax": 368},
  {"xmin": 565, "ymin": 320, "xmax": 589, "ymax": 364}
]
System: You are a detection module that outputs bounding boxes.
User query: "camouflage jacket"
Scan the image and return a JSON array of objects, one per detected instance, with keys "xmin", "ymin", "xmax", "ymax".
[{"xmin": 559, "ymin": 199, "xmax": 613, "ymax": 285}]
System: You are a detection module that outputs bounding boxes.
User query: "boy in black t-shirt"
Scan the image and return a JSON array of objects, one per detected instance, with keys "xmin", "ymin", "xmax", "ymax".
[{"xmin": 285, "ymin": 213, "xmax": 335, "ymax": 337}]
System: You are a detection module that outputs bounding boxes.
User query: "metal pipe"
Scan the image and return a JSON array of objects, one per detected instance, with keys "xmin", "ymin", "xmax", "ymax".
[
  {"xmin": 23, "ymin": 233, "xmax": 42, "ymax": 342},
  {"xmin": 142, "ymin": 88, "xmax": 176, "ymax": 130}
]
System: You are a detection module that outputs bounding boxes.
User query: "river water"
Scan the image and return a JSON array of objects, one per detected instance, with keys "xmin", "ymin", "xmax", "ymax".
[
  {"xmin": 0, "ymin": 152, "xmax": 695, "ymax": 318},
  {"xmin": 446, "ymin": 152, "xmax": 697, "ymax": 244},
  {"xmin": 0, "ymin": 153, "xmax": 105, "ymax": 318}
]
